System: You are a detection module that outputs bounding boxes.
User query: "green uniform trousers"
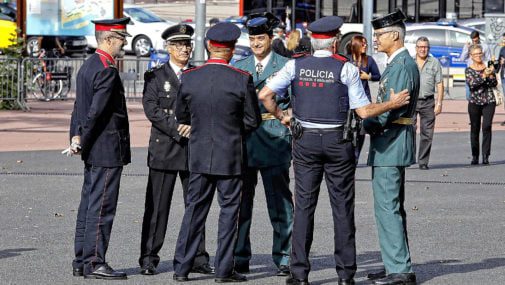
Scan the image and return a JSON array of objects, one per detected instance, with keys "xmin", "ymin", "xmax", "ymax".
[
  {"xmin": 235, "ymin": 163, "xmax": 293, "ymax": 268},
  {"xmin": 372, "ymin": 166, "xmax": 413, "ymax": 274}
]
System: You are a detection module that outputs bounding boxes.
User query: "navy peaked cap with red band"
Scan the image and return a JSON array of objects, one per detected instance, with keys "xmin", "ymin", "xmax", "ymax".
[
  {"xmin": 92, "ymin": 17, "xmax": 132, "ymax": 37},
  {"xmin": 246, "ymin": 12, "xmax": 280, "ymax": 35},
  {"xmin": 206, "ymin": 22, "xmax": 241, "ymax": 48},
  {"xmin": 307, "ymin": 16, "xmax": 344, "ymax": 39},
  {"xmin": 162, "ymin": 24, "xmax": 194, "ymax": 41},
  {"xmin": 371, "ymin": 9, "xmax": 406, "ymax": 30}
]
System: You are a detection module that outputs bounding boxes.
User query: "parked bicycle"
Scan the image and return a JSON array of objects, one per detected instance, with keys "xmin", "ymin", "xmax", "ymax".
[{"xmin": 28, "ymin": 48, "xmax": 73, "ymax": 101}]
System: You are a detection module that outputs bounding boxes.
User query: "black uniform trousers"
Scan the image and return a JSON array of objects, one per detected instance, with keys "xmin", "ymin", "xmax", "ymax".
[
  {"xmin": 139, "ymin": 168, "xmax": 209, "ymax": 268},
  {"xmin": 290, "ymin": 129, "xmax": 357, "ymax": 280},
  {"xmin": 468, "ymin": 102, "xmax": 496, "ymax": 157},
  {"xmin": 414, "ymin": 96, "xmax": 436, "ymax": 166},
  {"xmin": 174, "ymin": 173, "xmax": 242, "ymax": 278},
  {"xmin": 73, "ymin": 164, "xmax": 122, "ymax": 271}
]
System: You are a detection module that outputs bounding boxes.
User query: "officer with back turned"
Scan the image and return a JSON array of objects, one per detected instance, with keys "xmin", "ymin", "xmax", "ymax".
[
  {"xmin": 138, "ymin": 23, "xmax": 213, "ymax": 276},
  {"xmin": 67, "ymin": 17, "xmax": 131, "ymax": 280},
  {"xmin": 172, "ymin": 22, "xmax": 261, "ymax": 283},
  {"xmin": 258, "ymin": 16, "xmax": 411, "ymax": 285},
  {"xmin": 232, "ymin": 12, "xmax": 293, "ymax": 276}
]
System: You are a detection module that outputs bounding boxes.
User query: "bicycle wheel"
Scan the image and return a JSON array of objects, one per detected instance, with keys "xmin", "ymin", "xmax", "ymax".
[
  {"xmin": 43, "ymin": 80, "xmax": 63, "ymax": 100},
  {"xmin": 32, "ymin": 73, "xmax": 51, "ymax": 101}
]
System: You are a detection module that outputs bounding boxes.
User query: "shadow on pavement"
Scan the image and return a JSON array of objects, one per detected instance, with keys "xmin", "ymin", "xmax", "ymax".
[{"xmin": 0, "ymin": 248, "xmax": 37, "ymax": 259}]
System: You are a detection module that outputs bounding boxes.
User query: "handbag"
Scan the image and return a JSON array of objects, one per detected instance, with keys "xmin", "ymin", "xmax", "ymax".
[{"xmin": 492, "ymin": 86, "xmax": 504, "ymax": 106}]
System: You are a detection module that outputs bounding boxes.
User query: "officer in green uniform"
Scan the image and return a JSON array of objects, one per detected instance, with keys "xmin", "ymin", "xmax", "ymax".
[
  {"xmin": 232, "ymin": 12, "xmax": 293, "ymax": 276},
  {"xmin": 363, "ymin": 9, "xmax": 420, "ymax": 285}
]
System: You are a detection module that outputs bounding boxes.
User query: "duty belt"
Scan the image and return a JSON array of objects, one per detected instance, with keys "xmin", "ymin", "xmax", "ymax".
[
  {"xmin": 261, "ymin": 113, "xmax": 276, "ymax": 120},
  {"xmin": 392, "ymin": 117, "xmax": 414, "ymax": 125}
]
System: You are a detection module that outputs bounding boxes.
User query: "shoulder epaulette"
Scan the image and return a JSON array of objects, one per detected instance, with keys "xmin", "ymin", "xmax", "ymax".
[
  {"xmin": 292, "ymin": 52, "xmax": 309, "ymax": 59},
  {"xmin": 144, "ymin": 64, "xmax": 164, "ymax": 80},
  {"xmin": 332, "ymin": 53, "xmax": 349, "ymax": 62},
  {"xmin": 182, "ymin": 65, "xmax": 200, "ymax": 74},
  {"xmin": 226, "ymin": 65, "xmax": 251, "ymax": 76}
]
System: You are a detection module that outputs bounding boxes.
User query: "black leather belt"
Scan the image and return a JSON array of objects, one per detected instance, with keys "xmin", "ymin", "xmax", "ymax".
[{"xmin": 302, "ymin": 126, "xmax": 343, "ymax": 132}]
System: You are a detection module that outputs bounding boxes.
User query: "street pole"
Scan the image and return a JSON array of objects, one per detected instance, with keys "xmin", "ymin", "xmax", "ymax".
[
  {"xmin": 194, "ymin": 0, "xmax": 206, "ymax": 66},
  {"xmin": 363, "ymin": 0, "xmax": 373, "ymax": 55},
  {"xmin": 292, "ymin": 0, "xmax": 296, "ymax": 31}
]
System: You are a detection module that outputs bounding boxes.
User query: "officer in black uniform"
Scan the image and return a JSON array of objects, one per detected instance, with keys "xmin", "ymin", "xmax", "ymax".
[
  {"xmin": 68, "ymin": 17, "xmax": 131, "ymax": 280},
  {"xmin": 139, "ymin": 24, "xmax": 213, "ymax": 276},
  {"xmin": 172, "ymin": 22, "xmax": 261, "ymax": 283},
  {"xmin": 258, "ymin": 16, "xmax": 411, "ymax": 285}
]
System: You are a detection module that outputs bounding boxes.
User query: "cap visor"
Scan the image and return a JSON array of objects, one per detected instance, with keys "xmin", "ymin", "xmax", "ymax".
[{"xmin": 167, "ymin": 35, "xmax": 192, "ymax": 41}]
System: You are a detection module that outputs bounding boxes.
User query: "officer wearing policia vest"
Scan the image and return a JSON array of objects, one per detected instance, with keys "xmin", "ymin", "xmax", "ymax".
[
  {"xmin": 363, "ymin": 9, "xmax": 420, "ymax": 285},
  {"xmin": 258, "ymin": 16, "xmax": 411, "ymax": 285},
  {"xmin": 232, "ymin": 12, "xmax": 293, "ymax": 276}
]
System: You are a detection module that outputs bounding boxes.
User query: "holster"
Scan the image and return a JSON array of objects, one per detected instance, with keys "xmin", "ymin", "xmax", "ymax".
[
  {"xmin": 290, "ymin": 117, "xmax": 303, "ymax": 140},
  {"xmin": 343, "ymin": 110, "xmax": 361, "ymax": 147}
]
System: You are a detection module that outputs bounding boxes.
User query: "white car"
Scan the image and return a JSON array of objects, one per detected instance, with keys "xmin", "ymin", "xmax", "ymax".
[{"xmin": 87, "ymin": 5, "xmax": 176, "ymax": 56}]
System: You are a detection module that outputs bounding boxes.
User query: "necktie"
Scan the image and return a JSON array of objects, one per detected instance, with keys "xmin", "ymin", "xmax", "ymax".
[
  {"xmin": 176, "ymin": 70, "xmax": 182, "ymax": 81},
  {"xmin": 256, "ymin": 63, "xmax": 263, "ymax": 75}
]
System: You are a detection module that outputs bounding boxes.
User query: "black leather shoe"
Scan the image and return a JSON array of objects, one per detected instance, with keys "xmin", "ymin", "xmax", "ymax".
[
  {"xmin": 419, "ymin": 164, "xmax": 429, "ymax": 170},
  {"xmin": 501, "ymin": 121, "xmax": 505, "ymax": 126},
  {"xmin": 173, "ymin": 273, "xmax": 189, "ymax": 282},
  {"xmin": 482, "ymin": 155, "xmax": 489, "ymax": 165},
  {"xmin": 191, "ymin": 263, "xmax": 215, "ymax": 275},
  {"xmin": 234, "ymin": 264, "xmax": 250, "ymax": 274},
  {"xmin": 373, "ymin": 273, "xmax": 416, "ymax": 285},
  {"xmin": 367, "ymin": 269, "xmax": 386, "ymax": 280},
  {"xmin": 140, "ymin": 264, "xmax": 156, "ymax": 275},
  {"xmin": 286, "ymin": 275, "xmax": 310, "ymax": 285},
  {"xmin": 471, "ymin": 156, "xmax": 479, "ymax": 165},
  {"xmin": 215, "ymin": 272, "xmax": 247, "ymax": 283},
  {"xmin": 338, "ymin": 278, "xmax": 355, "ymax": 285},
  {"xmin": 83, "ymin": 264, "xmax": 127, "ymax": 280},
  {"xmin": 277, "ymin": 265, "xmax": 290, "ymax": 276},
  {"xmin": 72, "ymin": 267, "xmax": 83, "ymax": 277}
]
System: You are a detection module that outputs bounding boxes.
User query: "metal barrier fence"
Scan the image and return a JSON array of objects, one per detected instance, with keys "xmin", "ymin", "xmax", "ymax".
[
  {"xmin": 20, "ymin": 57, "xmax": 153, "ymax": 102},
  {"xmin": 0, "ymin": 57, "xmax": 23, "ymax": 109}
]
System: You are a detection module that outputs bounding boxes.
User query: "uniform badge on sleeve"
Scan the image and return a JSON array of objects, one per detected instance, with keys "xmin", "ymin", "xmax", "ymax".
[
  {"xmin": 266, "ymin": 72, "xmax": 278, "ymax": 84},
  {"xmin": 377, "ymin": 78, "xmax": 388, "ymax": 103},
  {"xmin": 164, "ymin": 81, "xmax": 171, "ymax": 92}
]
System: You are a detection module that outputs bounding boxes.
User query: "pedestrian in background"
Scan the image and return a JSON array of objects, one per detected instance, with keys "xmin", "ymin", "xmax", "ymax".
[
  {"xmin": 363, "ymin": 9, "xmax": 419, "ymax": 285},
  {"xmin": 232, "ymin": 12, "xmax": 293, "ymax": 277},
  {"xmin": 465, "ymin": 44, "xmax": 497, "ymax": 165},
  {"xmin": 413, "ymin": 36, "xmax": 444, "ymax": 170},
  {"xmin": 138, "ymin": 24, "xmax": 213, "ymax": 276},
  {"xmin": 172, "ymin": 22, "xmax": 261, "ymax": 283},
  {"xmin": 348, "ymin": 35, "xmax": 381, "ymax": 161},
  {"xmin": 460, "ymin": 31, "xmax": 491, "ymax": 100},
  {"xmin": 259, "ymin": 15, "xmax": 410, "ymax": 285},
  {"xmin": 68, "ymin": 17, "xmax": 131, "ymax": 280}
]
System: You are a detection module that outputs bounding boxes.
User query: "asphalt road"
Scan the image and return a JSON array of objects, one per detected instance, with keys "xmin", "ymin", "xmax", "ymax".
[{"xmin": 2, "ymin": 130, "xmax": 505, "ymax": 284}]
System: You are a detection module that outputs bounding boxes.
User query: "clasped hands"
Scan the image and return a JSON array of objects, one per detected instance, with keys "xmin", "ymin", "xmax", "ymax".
[{"xmin": 177, "ymin": 124, "xmax": 191, "ymax": 138}]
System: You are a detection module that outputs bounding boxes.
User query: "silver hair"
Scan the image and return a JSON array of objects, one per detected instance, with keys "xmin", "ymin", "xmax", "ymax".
[
  {"xmin": 95, "ymin": 31, "xmax": 115, "ymax": 45},
  {"xmin": 310, "ymin": 37, "xmax": 336, "ymax": 51},
  {"xmin": 389, "ymin": 25, "xmax": 405, "ymax": 41}
]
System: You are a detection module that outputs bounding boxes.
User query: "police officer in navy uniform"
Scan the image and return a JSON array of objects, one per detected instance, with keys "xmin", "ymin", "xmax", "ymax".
[
  {"xmin": 139, "ymin": 24, "xmax": 213, "ymax": 276},
  {"xmin": 172, "ymin": 22, "xmax": 261, "ymax": 283},
  {"xmin": 258, "ymin": 16, "xmax": 411, "ymax": 285},
  {"xmin": 68, "ymin": 17, "xmax": 131, "ymax": 280},
  {"xmin": 232, "ymin": 12, "xmax": 293, "ymax": 276}
]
